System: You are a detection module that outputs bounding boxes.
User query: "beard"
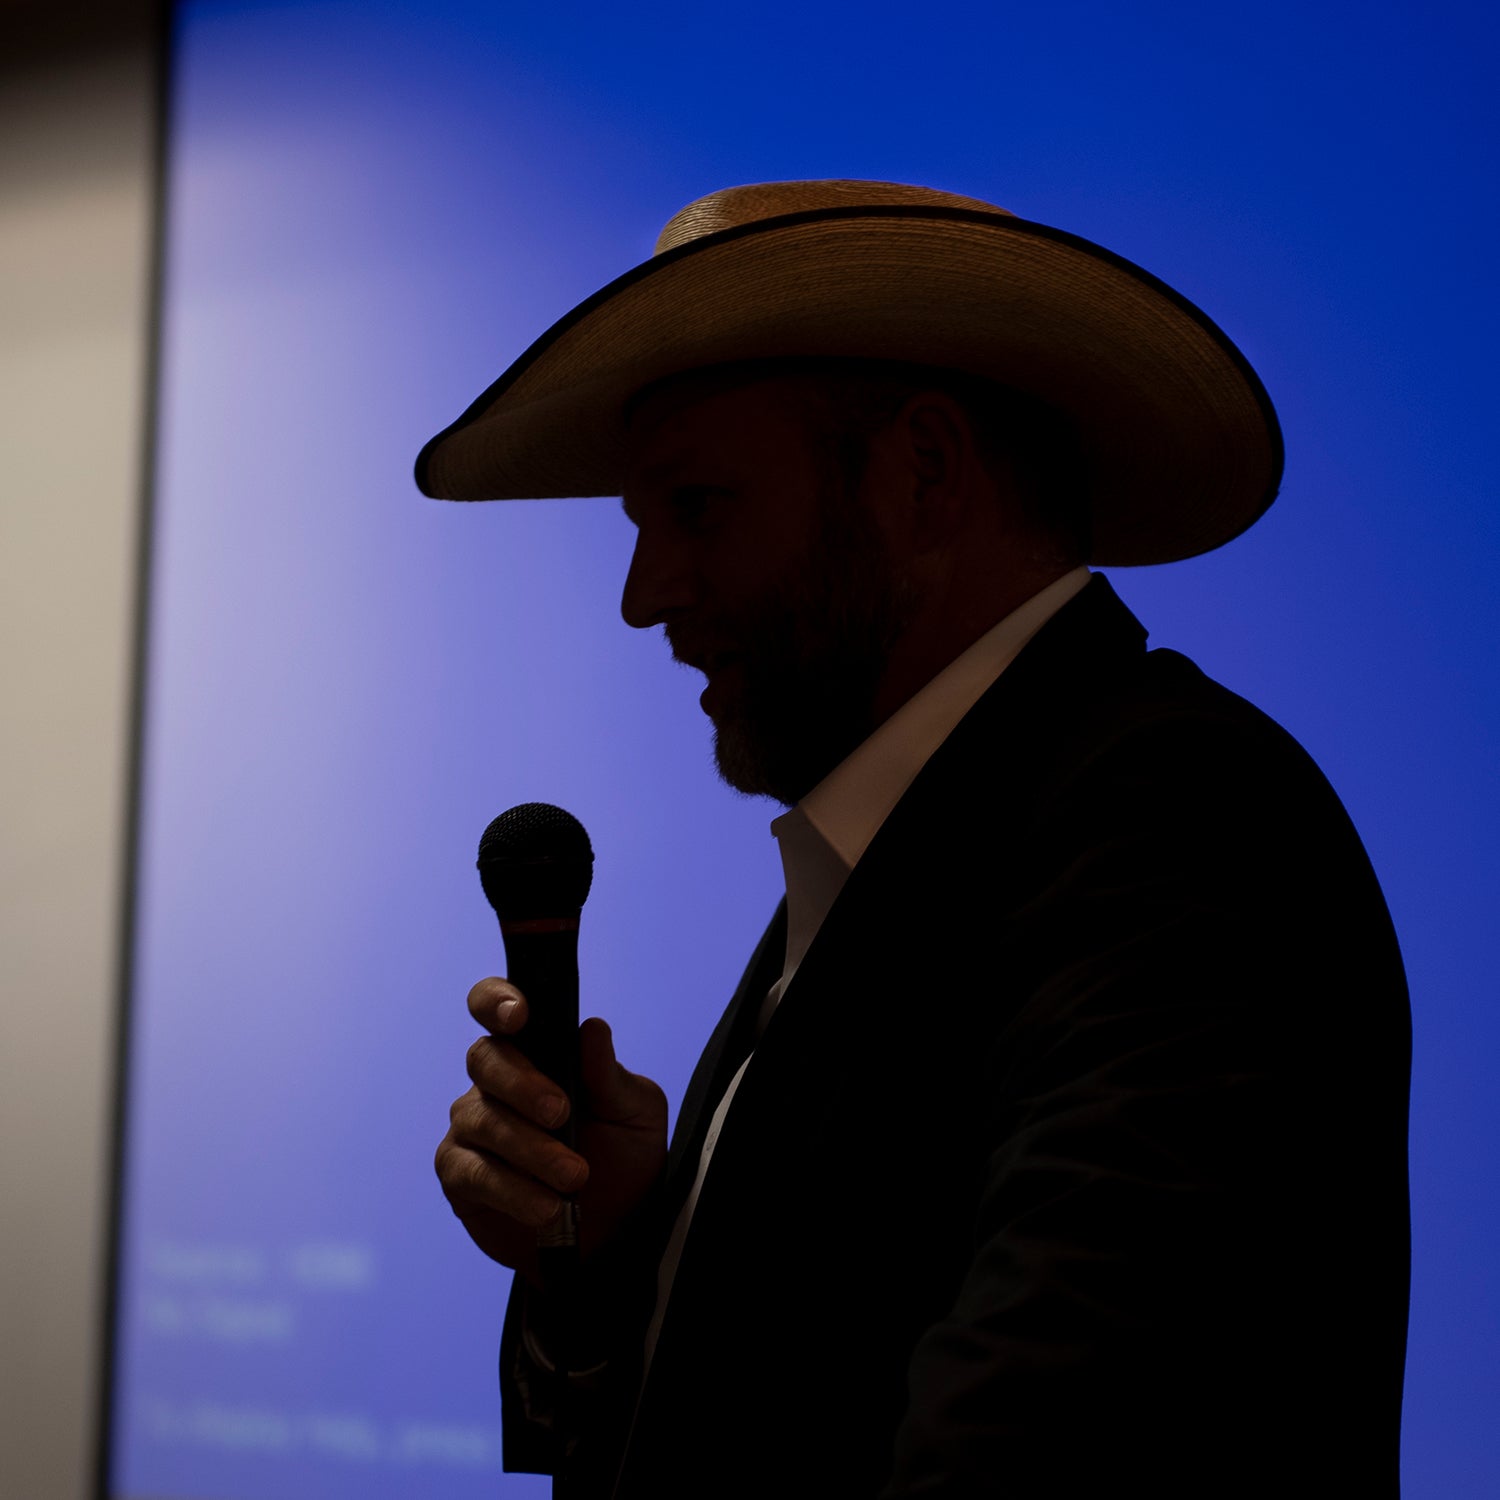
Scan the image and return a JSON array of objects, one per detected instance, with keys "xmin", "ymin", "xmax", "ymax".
[{"xmin": 672, "ymin": 488, "xmax": 920, "ymax": 806}]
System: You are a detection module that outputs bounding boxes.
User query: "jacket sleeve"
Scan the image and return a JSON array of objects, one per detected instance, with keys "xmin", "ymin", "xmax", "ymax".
[
  {"xmin": 498, "ymin": 1277, "xmax": 572, "ymax": 1476},
  {"xmin": 500, "ymin": 1202, "xmax": 666, "ymax": 1486},
  {"xmin": 880, "ymin": 710, "xmax": 1411, "ymax": 1497}
]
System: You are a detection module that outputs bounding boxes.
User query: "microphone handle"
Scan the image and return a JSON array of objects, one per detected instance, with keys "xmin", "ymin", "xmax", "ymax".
[
  {"xmin": 499, "ymin": 919, "xmax": 583, "ymax": 1358},
  {"xmin": 499, "ymin": 919, "xmax": 581, "ymax": 1140}
]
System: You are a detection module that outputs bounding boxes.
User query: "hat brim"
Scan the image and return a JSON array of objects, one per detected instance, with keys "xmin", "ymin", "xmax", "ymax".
[{"xmin": 414, "ymin": 204, "xmax": 1282, "ymax": 566}]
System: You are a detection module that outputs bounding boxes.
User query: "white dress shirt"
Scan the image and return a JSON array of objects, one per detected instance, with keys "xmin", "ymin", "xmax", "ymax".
[{"xmin": 641, "ymin": 565, "xmax": 1092, "ymax": 1370}]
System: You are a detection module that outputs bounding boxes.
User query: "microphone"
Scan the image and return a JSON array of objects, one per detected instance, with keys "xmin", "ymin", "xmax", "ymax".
[{"xmin": 477, "ymin": 803, "xmax": 595, "ymax": 1296}]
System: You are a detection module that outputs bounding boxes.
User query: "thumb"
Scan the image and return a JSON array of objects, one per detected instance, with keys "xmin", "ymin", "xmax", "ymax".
[{"xmin": 578, "ymin": 1017, "xmax": 664, "ymax": 1128}]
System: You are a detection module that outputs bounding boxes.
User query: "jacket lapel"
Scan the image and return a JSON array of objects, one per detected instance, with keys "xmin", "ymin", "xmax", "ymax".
[{"xmin": 660, "ymin": 899, "xmax": 787, "ymax": 1204}]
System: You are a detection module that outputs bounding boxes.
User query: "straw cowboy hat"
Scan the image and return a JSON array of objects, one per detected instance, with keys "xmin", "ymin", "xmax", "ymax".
[{"xmin": 414, "ymin": 179, "xmax": 1282, "ymax": 566}]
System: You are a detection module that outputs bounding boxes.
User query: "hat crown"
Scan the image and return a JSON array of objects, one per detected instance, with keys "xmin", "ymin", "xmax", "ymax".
[{"xmin": 654, "ymin": 178, "xmax": 1014, "ymax": 256}]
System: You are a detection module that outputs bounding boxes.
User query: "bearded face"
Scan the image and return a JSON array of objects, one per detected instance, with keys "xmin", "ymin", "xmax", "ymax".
[
  {"xmin": 621, "ymin": 372, "xmax": 926, "ymax": 806},
  {"xmin": 673, "ymin": 481, "xmax": 918, "ymax": 806}
]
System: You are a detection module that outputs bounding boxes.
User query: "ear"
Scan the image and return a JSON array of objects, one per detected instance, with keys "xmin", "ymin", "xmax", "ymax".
[{"xmin": 896, "ymin": 392, "xmax": 974, "ymax": 551}]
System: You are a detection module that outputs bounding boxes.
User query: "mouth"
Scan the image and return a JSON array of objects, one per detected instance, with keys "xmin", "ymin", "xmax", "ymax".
[
  {"xmin": 667, "ymin": 631, "xmax": 744, "ymax": 714},
  {"xmin": 692, "ymin": 653, "xmax": 743, "ymax": 717}
]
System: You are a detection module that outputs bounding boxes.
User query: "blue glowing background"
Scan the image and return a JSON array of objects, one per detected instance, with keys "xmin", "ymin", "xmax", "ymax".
[{"xmin": 111, "ymin": 2, "xmax": 1498, "ymax": 1495}]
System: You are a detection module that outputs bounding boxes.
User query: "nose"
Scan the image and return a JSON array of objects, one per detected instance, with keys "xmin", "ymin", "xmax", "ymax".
[{"xmin": 620, "ymin": 522, "xmax": 694, "ymax": 630}]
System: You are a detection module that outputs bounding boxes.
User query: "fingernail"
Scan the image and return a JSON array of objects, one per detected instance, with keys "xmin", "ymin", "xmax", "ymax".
[
  {"xmin": 496, "ymin": 998, "xmax": 520, "ymax": 1026},
  {"xmin": 540, "ymin": 1095, "xmax": 567, "ymax": 1128}
]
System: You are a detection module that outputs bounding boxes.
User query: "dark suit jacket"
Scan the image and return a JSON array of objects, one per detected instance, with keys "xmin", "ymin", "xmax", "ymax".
[{"xmin": 501, "ymin": 574, "xmax": 1411, "ymax": 1498}]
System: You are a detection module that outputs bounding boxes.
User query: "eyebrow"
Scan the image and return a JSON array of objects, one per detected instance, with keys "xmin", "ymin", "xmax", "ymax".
[{"xmin": 620, "ymin": 455, "xmax": 701, "ymax": 515}]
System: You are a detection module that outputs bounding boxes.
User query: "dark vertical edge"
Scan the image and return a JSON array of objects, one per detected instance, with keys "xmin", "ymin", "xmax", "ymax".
[{"xmin": 92, "ymin": 2, "xmax": 178, "ymax": 1496}]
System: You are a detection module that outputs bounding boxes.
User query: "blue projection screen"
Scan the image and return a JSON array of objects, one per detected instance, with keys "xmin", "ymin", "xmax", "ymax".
[{"xmin": 109, "ymin": 3, "xmax": 1497, "ymax": 1497}]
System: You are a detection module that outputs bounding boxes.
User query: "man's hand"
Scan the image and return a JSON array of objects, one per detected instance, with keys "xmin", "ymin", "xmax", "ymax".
[{"xmin": 435, "ymin": 977, "xmax": 668, "ymax": 1286}]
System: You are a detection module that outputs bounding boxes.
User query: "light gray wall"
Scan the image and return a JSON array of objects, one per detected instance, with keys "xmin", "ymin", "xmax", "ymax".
[{"xmin": 0, "ymin": 5, "xmax": 161, "ymax": 1496}]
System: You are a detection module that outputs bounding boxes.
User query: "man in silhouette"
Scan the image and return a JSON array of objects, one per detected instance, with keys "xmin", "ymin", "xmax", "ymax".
[{"xmin": 425, "ymin": 181, "xmax": 1410, "ymax": 1497}]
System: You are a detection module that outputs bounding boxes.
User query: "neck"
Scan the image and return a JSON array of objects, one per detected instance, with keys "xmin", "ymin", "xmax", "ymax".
[{"xmin": 870, "ymin": 557, "xmax": 1079, "ymax": 728}]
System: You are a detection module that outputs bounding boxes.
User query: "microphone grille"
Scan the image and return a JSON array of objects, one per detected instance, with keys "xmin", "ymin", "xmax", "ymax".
[{"xmin": 477, "ymin": 802, "xmax": 595, "ymax": 919}]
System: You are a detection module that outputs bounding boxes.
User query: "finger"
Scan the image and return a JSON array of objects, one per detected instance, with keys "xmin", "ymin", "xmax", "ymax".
[
  {"xmin": 579, "ymin": 1017, "xmax": 668, "ymax": 1128},
  {"xmin": 435, "ymin": 1132, "xmax": 573, "ymax": 1231},
  {"xmin": 466, "ymin": 1034, "xmax": 570, "ymax": 1130},
  {"xmin": 446, "ymin": 1088, "xmax": 589, "ymax": 1196},
  {"xmin": 466, "ymin": 976, "xmax": 529, "ymax": 1035}
]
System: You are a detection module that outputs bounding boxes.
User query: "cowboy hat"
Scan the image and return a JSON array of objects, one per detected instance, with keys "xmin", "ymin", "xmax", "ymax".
[{"xmin": 414, "ymin": 179, "xmax": 1282, "ymax": 565}]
